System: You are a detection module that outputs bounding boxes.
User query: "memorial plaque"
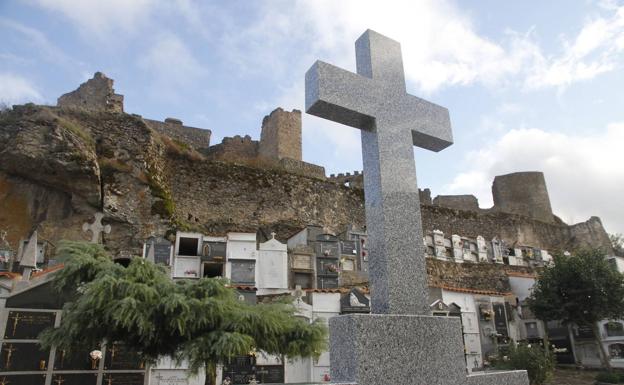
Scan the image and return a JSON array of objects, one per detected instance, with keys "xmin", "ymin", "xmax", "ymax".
[
  {"xmin": 153, "ymin": 370, "xmax": 189, "ymax": 385},
  {"xmin": 102, "ymin": 373, "xmax": 144, "ymax": 385},
  {"xmin": 0, "ymin": 342, "xmax": 49, "ymax": 371},
  {"xmin": 316, "ymin": 259, "xmax": 339, "ymax": 276},
  {"xmin": 104, "ymin": 343, "xmax": 143, "ymax": 370},
  {"xmin": 153, "ymin": 243, "xmax": 172, "ymax": 266},
  {"xmin": 4, "ymin": 311, "xmax": 56, "ymax": 339},
  {"xmin": 51, "ymin": 373, "xmax": 98, "ymax": 385},
  {"xmin": 0, "ymin": 375, "xmax": 46, "ymax": 385},
  {"xmin": 291, "ymin": 254, "xmax": 312, "ymax": 270},
  {"xmin": 223, "ymin": 356, "xmax": 255, "ymax": 385},
  {"xmin": 230, "ymin": 261, "xmax": 255, "ymax": 285},
  {"xmin": 316, "ymin": 276, "xmax": 338, "ymax": 289},
  {"xmin": 202, "ymin": 242, "xmax": 226, "ymax": 262},
  {"xmin": 493, "ymin": 303, "xmax": 508, "ymax": 337},
  {"xmin": 54, "ymin": 346, "xmax": 100, "ymax": 370},
  {"xmin": 255, "ymin": 365, "xmax": 284, "ymax": 384}
]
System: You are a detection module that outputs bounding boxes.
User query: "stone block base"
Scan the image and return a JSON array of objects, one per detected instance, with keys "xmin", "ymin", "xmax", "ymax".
[{"xmin": 330, "ymin": 314, "xmax": 528, "ymax": 385}]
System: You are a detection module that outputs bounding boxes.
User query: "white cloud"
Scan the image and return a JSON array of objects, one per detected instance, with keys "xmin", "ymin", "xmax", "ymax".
[
  {"xmin": 444, "ymin": 124, "xmax": 624, "ymax": 234},
  {"xmin": 137, "ymin": 34, "xmax": 205, "ymax": 91},
  {"xmin": 525, "ymin": 7, "xmax": 624, "ymax": 89},
  {"xmin": 226, "ymin": 1, "xmax": 624, "ymax": 94},
  {"xmin": 27, "ymin": 0, "xmax": 156, "ymax": 38},
  {"xmin": 0, "ymin": 73, "xmax": 42, "ymax": 105}
]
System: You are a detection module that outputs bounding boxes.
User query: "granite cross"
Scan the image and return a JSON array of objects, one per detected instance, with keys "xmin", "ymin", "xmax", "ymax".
[
  {"xmin": 306, "ymin": 29, "xmax": 452, "ymax": 315},
  {"xmin": 82, "ymin": 213, "xmax": 111, "ymax": 244}
]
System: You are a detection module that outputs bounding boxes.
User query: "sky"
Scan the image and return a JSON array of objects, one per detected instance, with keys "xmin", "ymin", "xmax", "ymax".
[{"xmin": 1, "ymin": 0, "xmax": 623, "ymax": 236}]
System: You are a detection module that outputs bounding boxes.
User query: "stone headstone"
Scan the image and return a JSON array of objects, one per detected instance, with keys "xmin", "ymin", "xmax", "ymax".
[{"xmin": 305, "ymin": 29, "xmax": 527, "ymax": 385}]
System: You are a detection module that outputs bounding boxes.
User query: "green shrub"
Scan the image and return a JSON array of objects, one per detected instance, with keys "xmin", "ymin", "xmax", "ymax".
[{"xmin": 494, "ymin": 342, "xmax": 555, "ymax": 385}]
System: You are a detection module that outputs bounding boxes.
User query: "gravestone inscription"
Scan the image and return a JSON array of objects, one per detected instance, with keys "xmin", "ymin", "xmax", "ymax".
[{"xmin": 0, "ymin": 342, "xmax": 49, "ymax": 371}]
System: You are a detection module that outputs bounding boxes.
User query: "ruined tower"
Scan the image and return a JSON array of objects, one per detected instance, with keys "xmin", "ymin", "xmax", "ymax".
[
  {"xmin": 492, "ymin": 171, "xmax": 554, "ymax": 223},
  {"xmin": 57, "ymin": 72, "xmax": 124, "ymax": 113},
  {"xmin": 258, "ymin": 108, "xmax": 302, "ymax": 161}
]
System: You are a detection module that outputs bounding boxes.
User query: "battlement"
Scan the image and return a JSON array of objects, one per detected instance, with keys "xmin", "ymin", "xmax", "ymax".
[
  {"xmin": 144, "ymin": 117, "xmax": 211, "ymax": 152},
  {"xmin": 57, "ymin": 72, "xmax": 124, "ymax": 113},
  {"xmin": 329, "ymin": 169, "xmax": 558, "ymax": 223}
]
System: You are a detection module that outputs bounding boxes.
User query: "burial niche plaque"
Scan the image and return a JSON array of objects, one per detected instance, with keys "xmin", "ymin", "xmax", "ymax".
[
  {"xmin": 102, "ymin": 373, "xmax": 144, "ymax": 385},
  {"xmin": 51, "ymin": 373, "xmax": 98, "ymax": 385},
  {"xmin": 0, "ymin": 375, "xmax": 46, "ymax": 385},
  {"xmin": 0, "ymin": 342, "xmax": 49, "ymax": 371},
  {"xmin": 104, "ymin": 343, "xmax": 143, "ymax": 370},
  {"xmin": 54, "ymin": 346, "xmax": 101, "ymax": 370},
  {"xmin": 4, "ymin": 311, "xmax": 55, "ymax": 340}
]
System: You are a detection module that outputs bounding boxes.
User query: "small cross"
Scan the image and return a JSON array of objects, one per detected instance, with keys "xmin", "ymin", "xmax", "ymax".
[
  {"xmin": 306, "ymin": 30, "xmax": 452, "ymax": 315},
  {"xmin": 10, "ymin": 313, "xmax": 21, "ymax": 337},
  {"xmin": 82, "ymin": 213, "xmax": 111, "ymax": 244},
  {"xmin": 54, "ymin": 376, "xmax": 65, "ymax": 385},
  {"xmin": 3, "ymin": 344, "xmax": 15, "ymax": 369},
  {"xmin": 270, "ymin": 232, "xmax": 276, "ymax": 239}
]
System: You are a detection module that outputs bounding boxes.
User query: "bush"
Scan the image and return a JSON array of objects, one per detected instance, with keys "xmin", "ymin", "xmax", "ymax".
[
  {"xmin": 596, "ymin": 371, "xmax": 624, "ymax": 384},
  {"xmin": 494, "ymin": 342, "xmax": 555, "ymax": 385}
]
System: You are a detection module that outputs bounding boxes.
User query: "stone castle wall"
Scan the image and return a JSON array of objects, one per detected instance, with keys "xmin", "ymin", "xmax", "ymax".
[
  {"xmin": 57, "ymin": 72, "xmax": 124, "ymax": 113},
  {"xmin": 145, "ymin": 118, "xmax": 212, "ymax": 152},
  {"xmin": 204, "ymin": 135, "xmax": 259, "ymax": 162},
  {"xmin": 433, "ymin": 195, "xmax": 480, "ymax": 212}
]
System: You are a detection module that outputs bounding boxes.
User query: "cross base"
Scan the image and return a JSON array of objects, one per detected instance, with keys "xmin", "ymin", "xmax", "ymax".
[{"xmin": 330, "ymin": 314, "xmax": 528, "ymax": 385}]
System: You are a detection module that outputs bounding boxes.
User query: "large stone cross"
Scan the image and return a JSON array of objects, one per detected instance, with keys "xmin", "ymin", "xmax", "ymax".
[{"xmin": 306, "ymin": 29, "xmax": 452, "ymax": 315}]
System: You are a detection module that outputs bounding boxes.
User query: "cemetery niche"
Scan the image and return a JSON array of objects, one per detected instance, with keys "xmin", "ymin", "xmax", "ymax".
[{"xmin": 305, "ymin": 29, "xmax": 528, "ymax": 385}]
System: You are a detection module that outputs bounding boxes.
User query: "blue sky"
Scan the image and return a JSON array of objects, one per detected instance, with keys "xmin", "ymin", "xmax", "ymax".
[{"xmin": 1, "ymin": 0, "xmax": 623, "ymax": 236}]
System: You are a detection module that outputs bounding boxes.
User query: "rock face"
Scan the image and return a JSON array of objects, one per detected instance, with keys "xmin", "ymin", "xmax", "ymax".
[{"xmin": 0, "ymin": 105, "xmax": 365, "ymax": 257}]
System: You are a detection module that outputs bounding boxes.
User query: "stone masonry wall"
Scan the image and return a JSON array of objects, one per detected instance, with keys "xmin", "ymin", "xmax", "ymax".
[
  {"xmin": 145, "ymin": 118, "xmax": 211, "ymax": 152},
  {"xmin": 258, "ymin": 108, "xmax": 302, "ymax": 161}
]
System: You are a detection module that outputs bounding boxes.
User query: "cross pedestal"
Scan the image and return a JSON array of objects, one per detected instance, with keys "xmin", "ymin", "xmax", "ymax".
[{"xmin": 305, "ymin": 29, "xmax": 528, "ymax": 385}]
